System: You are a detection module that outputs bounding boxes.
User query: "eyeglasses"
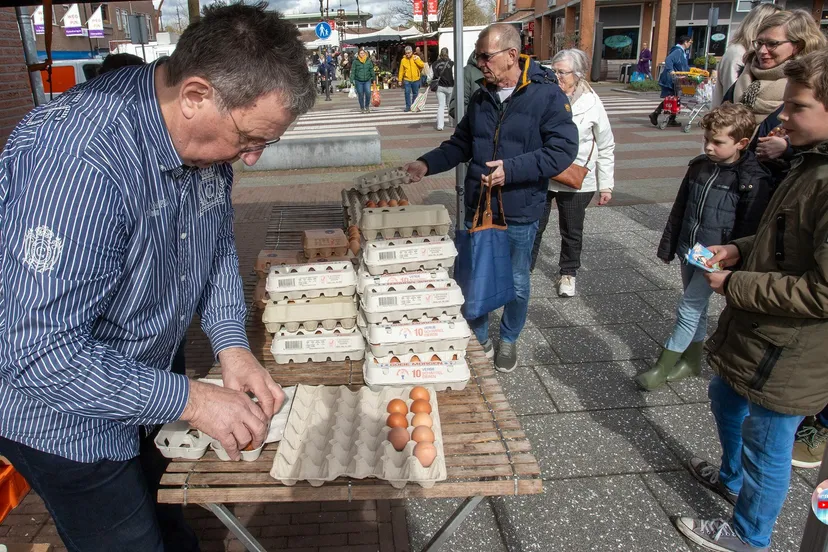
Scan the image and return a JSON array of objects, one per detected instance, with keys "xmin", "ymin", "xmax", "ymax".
[
  {"xmin": 227, "ymin": 110, "xmax": 280, "ymax": 154},
  {"xmin": 475, "ymin": 48, "xmax": 511, "ymax": 64},
  {"xmin": 551, "ymin": 69, "xmax": 574, "ymax": 77},
  {"xmin": 752, "ymin": 39, "xmax": 792, "ymax": 52}
]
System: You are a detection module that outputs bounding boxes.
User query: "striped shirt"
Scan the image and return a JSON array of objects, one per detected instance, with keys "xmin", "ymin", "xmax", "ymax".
[{"xmin": 0, "ymin": 62, "xmax": 249, "ymax": 462}]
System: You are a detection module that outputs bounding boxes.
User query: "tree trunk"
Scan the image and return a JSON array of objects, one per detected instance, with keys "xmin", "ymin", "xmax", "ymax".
[{"xmin": 667, "ymin": 0, "xmax": 677, "ymax": 54}]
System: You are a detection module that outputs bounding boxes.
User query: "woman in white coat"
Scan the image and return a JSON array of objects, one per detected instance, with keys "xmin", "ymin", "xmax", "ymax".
[{"xmin": 530, "ymin": 49, "xmax": 615, "ymax": 297}]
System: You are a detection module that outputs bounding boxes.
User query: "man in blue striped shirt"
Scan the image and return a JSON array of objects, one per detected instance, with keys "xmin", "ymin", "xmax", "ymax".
[{"xmin": 0, "ymin": 3, "xmax": 314, "ymax": 550}]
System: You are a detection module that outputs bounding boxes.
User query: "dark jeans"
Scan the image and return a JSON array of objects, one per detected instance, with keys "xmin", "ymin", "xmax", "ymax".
[
  {"xmin": 0, "ymin": 343, "xmax": 198, "ymax": 552},
  {"xmin": 354, "ymin": 80, "xmax": 372, "ymax": 110},
  {"xmin": 531, "ymin": 190, "xmax": 594, "ymax": 275},
  {"xmin": 403, "ymin": 80, "xmax": 420, "ymax": 111}
]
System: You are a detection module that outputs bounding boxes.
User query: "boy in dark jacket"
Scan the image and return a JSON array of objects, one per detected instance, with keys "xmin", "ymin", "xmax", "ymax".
[
  {"xmin": 649, "ymin": 35, "xmax": 692, "ymax": 127},
  {"xmin": 636, "ymin": 104, "xmax": 772, "ymax": 391},
  {"xmin": 673, "ymin": 50, "xmax": 828, "ymax": 552}
]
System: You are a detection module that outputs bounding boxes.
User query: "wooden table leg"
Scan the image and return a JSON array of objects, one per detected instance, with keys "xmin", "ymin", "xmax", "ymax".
[
  {"xmin": 421, "ymin": 495, "xmax": 485, "ymax": 552},
  {"xmin": 200, "ymin": 503, "xmax": 267, "ymax": 552}
]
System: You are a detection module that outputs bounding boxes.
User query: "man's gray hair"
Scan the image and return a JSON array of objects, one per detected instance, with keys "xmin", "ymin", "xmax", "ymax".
[
  {"xmin": 478, "ymin": 23, "xmax": 521, "ymax": 52},
  {"xmin": 552, "ymin": 48, "xmax": 589, "ymax": 79},
  {"xmin": 165, "ymin": 2, "xmax": 315, "ymax": 116},
  {"xmin": 404, "ymin": 46, "xmax": 413, "ymax": 53}
]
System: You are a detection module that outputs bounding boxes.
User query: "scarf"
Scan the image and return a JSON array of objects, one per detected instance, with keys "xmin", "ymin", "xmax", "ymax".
[
  {"xmin": 567, "ymin": 79, "xmax": 591, "ymax": 106},
  {"xmin": 358, "ymin": 52, "xmax": 368, "ymax": 63},
  {"xmin": 733, "ymin": 58, "xmax": 789, "ymax": 125}
]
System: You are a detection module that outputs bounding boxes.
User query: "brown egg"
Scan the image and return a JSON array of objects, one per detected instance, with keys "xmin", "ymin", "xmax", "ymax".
[
  {"xmin": 413, "ymin": 441, "xmax": 437, "ymax": 467},
  {"xmin": 378, "ymin": 200, "xmax": 388, "ymax": 207},
  {"xmin": 411, "ymin": 425, "xmax": 435, "ymax": 443},
  {"xmin": 410, "ymin": 354, "xmax": 420, "ymax": 363},
  {"xmin": 349, "ymin": 239, "xmax": 360, "ymax": 255},
  {"xmin": 409, "ymin": 386, "xmax": 430, "ymax": 402},
  {"xmin": 388, "ymin": 426, "xmax": 410, "ymax": 451},
  {"xmin": 387, "ymin": 398, "xmax": 408, "ymax": 416},
  {"xmin": 386, "ymin": 412, "xmax": 408, "ymax": 429},
  {"xmin": 430, "ymin": 354, "xmax": 441, "ymax": 362},
  {"xmin": 242, "ymin": 442, "xmax": 255, "ymax": 452},
  {"xmin": 412, "ymin": 412, "xmax": 432, "ymax": 428},
  {"xmin": 366, "ymin": 201, "xmax": 377, "ymax": 208},
  {"xmin": 388, "ymin": 200, "xmax": 399, "ymax": 207},
  {"xmin": 399, "ymin": 199, "xmax": 410, "ymax": 206},
  {"xmin": 410, "ymin": 399, "xmax": 432, "ymax": 415},
  {"xmin": 390, "ymin": 356, "xmax": 401, "ymax": 364}
]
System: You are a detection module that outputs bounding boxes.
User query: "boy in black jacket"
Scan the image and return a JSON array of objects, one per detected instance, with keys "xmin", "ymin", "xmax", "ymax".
[{"xmin": 636, "ymin": 103, "xmax": 772, "ymax": 390}]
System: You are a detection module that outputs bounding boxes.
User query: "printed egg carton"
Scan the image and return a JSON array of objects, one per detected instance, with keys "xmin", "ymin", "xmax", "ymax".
[
  {"xmin": 154, "ymin": 422, "xmax": 212, "ymax": 459},
  {"xmin": 266, "ymin": 261, "xmax": 357, "ymax": 301},
  {"xmin": 271, "ymin": 384, "xmax": 446, "ymax": 489},
  {"xmin": 363, "ymin": 351, "xmax": 470, "ymax": 392},
  {"xmin": 263, "ymin": 296, "xmax": 358, "ymax": 333},
  {"xmin": 362, "ymin": 236, "xmax": 457, "ymax": 276},
  {"xmin": 366, "ymin": 315, "xmax": 470, "ymax": 356},
  {"xmin": 357, "ymin": 266, "xmax": 449, "ymax": 295},
  {"xmin": 359, "ymin": 205, "xmax": 451, "ymax": 240},
  {"xmin": 303, "ymin": 229, "xmax": 349, "ymax": 258},
  {"xmin": 360, "ymin": 279, "xmax": 464, "ymax": 324},
  {"xmin": 353, "ymin": 166, "xmax": 411, "ymax": 194},
  {"xmin": 255, "ymin": 250, "xmax": 305, "ymax": 279},
  {"xmin": 271, "ymin": 326, "xmax": 365, "ymax": 364}
]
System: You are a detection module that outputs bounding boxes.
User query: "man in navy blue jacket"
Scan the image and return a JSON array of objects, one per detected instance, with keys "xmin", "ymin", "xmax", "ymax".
[
  {"xmin": 650, "ymin": 35, "xmax": 692, "ymax": 127},
  {"xmin": 404, "ymin": 23, "xmax": 578, "ymax": 373}
]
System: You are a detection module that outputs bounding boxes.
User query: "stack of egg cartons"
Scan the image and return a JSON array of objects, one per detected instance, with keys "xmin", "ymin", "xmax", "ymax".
[
  {"xmin": 253, "ymin": 250, "xmax": 304, "ymax": 310},
  {"xmin": 263, "ymin": 229, "xmax": 364, "ymax": 364},
  {"xmin": 357, "ymin": 203, "xmax": 472, "ymax": 391}
]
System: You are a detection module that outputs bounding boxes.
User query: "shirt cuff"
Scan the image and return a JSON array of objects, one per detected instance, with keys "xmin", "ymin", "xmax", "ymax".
[
  {"xmin": 207, "ymin": 319, "xmax": 250, "ymax": 358},
  {"xmin": 137, "ymin": 368, "xmax": 190, "ymax": 425}
]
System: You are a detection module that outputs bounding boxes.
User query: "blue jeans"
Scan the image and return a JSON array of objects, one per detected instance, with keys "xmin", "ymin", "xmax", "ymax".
[
  {"xmin": 403, "ymin": 80, "xmax": 420, "ymax": 111},
  {"xmin": 708, "ymin": 376, "xmax": 804, "ymax": 548},
  {"xmin": 467, "ymin": 220, "xmax": 539, "ymax": 345},
  {"xmin": 664, "ymin": 263, "xmax": 713, "ymax": 352},
  {"xmin": 355, "ymin": 80, "xmax": 372, "ymax": 110}
]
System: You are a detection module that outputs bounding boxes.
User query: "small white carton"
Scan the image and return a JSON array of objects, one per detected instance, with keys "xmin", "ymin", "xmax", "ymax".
[
  {"xmin": 357, "ymin": 266, "xmax": 449, "ymax": 295},
  {"xmin": 362, "ymin": 237, "xmax": 457, "ymax": 276},
  {"xmin": 363, "ymin": 351, "xmax": 470, "ymax": 392},
  {"xmin": 271, "ymin": 327, "xmax": 365, "ymax": 364},
  {"xmin": 366, "ymin": 316, "xmax": 470, "ymax": 356},
  {"xmin": 360, "ymin": 280, "xmax": 464, "ymax": 324},
  {"xmin": 263, "ymin": 296, "xmax": 358, "ymax": 333},
  {"xmin": 266, "ymin": 261, "xmax": 357, "ymax": 301}
]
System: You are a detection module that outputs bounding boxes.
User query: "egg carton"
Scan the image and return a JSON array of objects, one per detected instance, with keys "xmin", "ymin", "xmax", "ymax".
[
  {"xmin": 362, "ymin": 236, "xmax": 457, "ymax": 276},
  {"xmin": 359, "ymin": 205, "xmax": 451, "ymax": 241},
  {"xmin": 271, "ymin": 384, "xmax": 446, "ymax": 489},
  {"xmin": 253, "ymin": 279, "xmax": 268, "ymax": 310},
  {"xmin": 357, "ymin": 266, "xmax": 449, "ymax": 295},
  {"xmin": 303, "ymin": 229, "xmax": 349, "ymax": 258},
  {"xmin": 255, "ymin": 250, "xmax": 305, "ymax": 279},
  {"xmin": 266, "ymin": 261, "xmax": 357, "ymax": 301},
  {"xmin": 366, "ymin": 316, "xmax": 470, "ymax": 356},
  {"xmin": 343, "ymin": 188, "xmax": 411, "ymax": 229},
  {"xmin": 363, "ymin": 351, "xmax": 470, "ymax": 392},
  {"xmin": 271, "ymin": 326, "xmax": 365, "ymax": 364},
  {"xmin": 263, "ymin": 296, "xmax": 358, "ymax": 333},
  {"xmin": 360, "ymin": 280, "xmax": 464, "ymax": 324},
  {"xmin": 353, "ymin": 167, "xmax": 411, "ymax": 194}
]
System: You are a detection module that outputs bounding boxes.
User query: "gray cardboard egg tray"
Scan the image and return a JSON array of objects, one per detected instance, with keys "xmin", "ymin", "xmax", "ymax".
[
  {"xmin": 270, "ymin": 384, "xmax": 446, "ymax": 489},
  {"xmin": 353, "ymin": 167, "xmax": 411, "ymax": 194},
  {"xmin": 263, "ymin": 296, "xmax": 358, "ymax": 333},
  {"xmin": 342, "ymin": 187, "xmax": 410, "ymax": 229},
  {"xmin": 362, "ymin": 236, "xmax": 457, "ymax": 276},
  {"xmin": 360, "ymin": 279, "xmax": 465, "ymax": 324},
  {"xmin": 271, "ymin": 326, "xmax": 365, "ymax": 364},
  {"xmin": 266, "ymin": 261, "xmax": 357, "ymax": 302},
  {"xmin": 359, "ymin": 205, "xmax": 451, "ymax": 241}
]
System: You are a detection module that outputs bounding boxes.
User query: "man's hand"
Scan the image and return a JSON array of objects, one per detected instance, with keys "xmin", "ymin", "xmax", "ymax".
[
  {"xmin": 484, "ymin": 160, "xmax": 506, "ymax": 187},
  {"xmin": 404, "ymin": 160, "xmax": 428, "ymax": 182},
  {"xmin": 180, "ymin": 380, "xmax": 269, "ymax": 461},
  {"xmin": 707, "ymin": 244, "xmax": 741, "ymax": 269},
  {"xmin": 597, "ymin": 192, "xmax": 612, "ymax": 206},
  {"xmin": 756, "ymin": 136, "xmax": 788, "ymax": 160},
  {"xmin": 219, "ymin": 347, "xmax": 285, "ymax": 419},
  {"xmin": 705, "ymin": 270, "xmax": 732, "ymax": 296}
]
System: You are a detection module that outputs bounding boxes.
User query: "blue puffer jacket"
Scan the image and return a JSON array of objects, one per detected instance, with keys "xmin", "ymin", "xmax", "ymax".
[
  {"xmin": 658, "ymin": 45, "xmax": 690, "ymax": 93},
  {"xmin": 419, "ymin": 56, "xmax": 578, "ymax": 224}
]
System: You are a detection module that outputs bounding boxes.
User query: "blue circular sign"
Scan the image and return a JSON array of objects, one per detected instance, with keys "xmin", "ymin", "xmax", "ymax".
[{"xmin": 315, "ymin": 21, "xmax": 332, "ymax": 40}]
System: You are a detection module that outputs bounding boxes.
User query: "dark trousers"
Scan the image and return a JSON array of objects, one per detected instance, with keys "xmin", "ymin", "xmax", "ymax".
[
  {"xmin": 0, "ymin": 343, "xmax": 198, "ymax": 552},
  {"xmin": 531, "ymin": 190, "xmax": 594, "ymax": 275}
]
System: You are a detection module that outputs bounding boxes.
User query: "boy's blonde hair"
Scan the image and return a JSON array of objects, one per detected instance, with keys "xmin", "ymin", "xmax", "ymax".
[
  {"xmin": 700, "ymin": 103, "xmax": 756, "ymax": 142},
  {"xmin": 785, "ymin": 50, "xmax": 828, "ymax": 109}
]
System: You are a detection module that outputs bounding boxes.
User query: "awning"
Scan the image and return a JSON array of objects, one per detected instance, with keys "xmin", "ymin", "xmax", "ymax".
[
  {"xmin": 343, "ymin": 26, "xmax": 420, "ymax": 45},
  {"xmin": 402, "ymin": 31, "xmax": 439, "ymax": 43}
]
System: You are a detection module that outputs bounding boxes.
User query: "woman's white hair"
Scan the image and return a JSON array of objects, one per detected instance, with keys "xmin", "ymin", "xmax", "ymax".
[
  {"xmin": 551, "ymin": 48, "xmax": 589, "ymax": 80},
  {"xmin": 404, "ymin": 45, "xmax": 413, "ymax": 53}
]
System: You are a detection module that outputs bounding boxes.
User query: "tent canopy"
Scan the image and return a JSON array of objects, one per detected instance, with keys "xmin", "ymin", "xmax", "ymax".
[{"xmin": 343, "ymin": 26, "xmax": 420, "ymax": 45}]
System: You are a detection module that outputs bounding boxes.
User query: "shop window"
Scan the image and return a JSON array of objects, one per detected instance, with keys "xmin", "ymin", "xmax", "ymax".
[
  {"xmin": 675, "ymin": 24, "xmax": 729, "ymax": 58},
  {"xmin": 693, "ymin": 3, "xmax": 712, "ymax": 19},
  {"xmin": 115, "ymin": 8, "xmax": 122, "ymax": 30},
  {"xmin": 715, "ymin": 3, "xmax": 732, "ymax": 18},
  {"xmin": 598, "ymin": 5, "xmax": 641, "ymax": 26},
  {"xmin": 601, "ymin": 27, "xmax": 639, "ymax": 60},
  {"xmin": 677, "ymin": 4, "xmax": 693, "ymax": 20}
]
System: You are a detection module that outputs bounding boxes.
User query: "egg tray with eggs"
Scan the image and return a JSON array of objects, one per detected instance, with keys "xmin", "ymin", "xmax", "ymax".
[
  {"xmin": 359, "ymin": 205, "xmax": 451, "ymax": 241},
  {"xmin": 271, "ymin": 326, "xmax": 366, "ymax": 364},
  {"xmin": 302, "ymin": 229, "xmax": 350, "ymax": 259},
  {"xmin": 341, "ymin": 187, "xmax": 410, "ymax": 229},
  {"xmin": 270, "ymin": 384, "xmax": 446, "ymax": 489},
  {"xmin": 363, "ymin": 351, "xmax": 470, "ymax": 392},
  {"xmin": 263, "ymin": 296, "xmax": 358, "ymax": 334},
  {"xmin": 265, "ymin": 261, "xmax": 357, "ymax": 302},
  {"xmin": 353, "ymin": 167, "xmax": 411, "ymax": 194},
  {"xmin": 360, "ymin": 280, "xmax": 464, "ymax": 325},
  {"xmin": 361, "ymin": 236, "xmax": 457, "ymax": 276},
  {"xmin": 365, "ymin": 315, "xmax": 470, "ymax": 357}
]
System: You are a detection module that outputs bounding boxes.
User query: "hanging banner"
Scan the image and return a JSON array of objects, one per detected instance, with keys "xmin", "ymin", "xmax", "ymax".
[
  {"xmin": 427, "ymin": 0, "xmax": 438, "ymax": 22},
  {"xmin": 63, "ymin": 4, "xmax": 83, "ymax": 36},
  {"xmin": 88, "ymin": 6, "xmax": 104, "ymax": 38},
  {"xmin": 32, "ymin": 5, "xmax": 45, "ymax": 35},
  {"xmin": 413, "ymin": 0, "xmax": 423, "ymax": 18}
]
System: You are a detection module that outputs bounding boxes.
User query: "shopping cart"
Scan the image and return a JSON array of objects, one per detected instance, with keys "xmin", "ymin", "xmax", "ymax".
[{"xmin": 656, "ymin": 68, "xmax": 712, "ymax": 133}]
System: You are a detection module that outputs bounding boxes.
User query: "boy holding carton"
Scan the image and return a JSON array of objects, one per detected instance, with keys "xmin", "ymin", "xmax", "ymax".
[{"xmin": 674, "ymin": 49, "xmax": 828, "ymax": 552}]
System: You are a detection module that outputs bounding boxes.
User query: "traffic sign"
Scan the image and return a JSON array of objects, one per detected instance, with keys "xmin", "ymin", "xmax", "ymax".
[{"xmin": 315, "ymin": 21, "xmax": 332, "ymax": 40}]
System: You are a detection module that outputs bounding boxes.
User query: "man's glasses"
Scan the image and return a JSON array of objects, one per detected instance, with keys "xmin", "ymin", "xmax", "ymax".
[
  {"xmin": 227, "ymin": 110, "xmax": 280, "ymax": 154},
  {"xmin": 475, "ymin": 48, "xmax": 511, "ymax": 64},
  {"xmin": 752, "ymin": 39, "xmax": 792, "ymax": 52}
]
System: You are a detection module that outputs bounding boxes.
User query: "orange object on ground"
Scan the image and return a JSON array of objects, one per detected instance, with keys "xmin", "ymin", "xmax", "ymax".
[{"xmin": 0, "ymin": 462, "xmax": 31, "ymax": 523}]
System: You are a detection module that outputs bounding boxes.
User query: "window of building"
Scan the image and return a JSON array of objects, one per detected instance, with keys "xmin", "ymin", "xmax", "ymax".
[
  {"xmin": 115, "ymin": 8, "xmax": 122, "ymax": 30},
  {"xmin": 123, "ymin": 11, "xmax": 131, "ymax": 38},
  {"xmin": 601, "ymin": 28, "xmax": 639, "ymax": 60},
  {"xmin": 144, "ymin": 14, "xmax": 153, "ymax": 40}
]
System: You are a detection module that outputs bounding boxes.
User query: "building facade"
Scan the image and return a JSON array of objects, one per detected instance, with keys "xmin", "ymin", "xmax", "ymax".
[
  {"xmin": 283, "ymin": 11, "xmax": 372, "ymax": 30},
  {"xmin": 0, "ymin": 8, "xmax": 35, "ymax": 148}
]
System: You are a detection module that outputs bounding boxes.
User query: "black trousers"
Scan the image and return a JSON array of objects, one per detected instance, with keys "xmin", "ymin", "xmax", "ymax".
[{"xmin": 531, "ymin": 190, "xmax": 595, "ymax": 275}]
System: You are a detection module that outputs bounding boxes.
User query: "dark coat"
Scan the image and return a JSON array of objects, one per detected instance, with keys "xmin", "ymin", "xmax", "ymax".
[
  {"xmin": 448, "ymin": 53, "xmax": 484, "ymax": 120},
  {"xmin": 659, "ymin": 45, "xmax": 690, "ymax": 94},
  {"xmin": 657, "ymin": 151, "xmax": 772, "ymax": 263},
  {"xmin": 431, "ymin": 58, "xmax": 455, "ymax": 88},
  {"xmin": 750, "ymin": 104, "xmax": 794, "ymax": 189},
  {"xmin": 419, "ymin": 56, "xmax": 578, "ymax": 224}
]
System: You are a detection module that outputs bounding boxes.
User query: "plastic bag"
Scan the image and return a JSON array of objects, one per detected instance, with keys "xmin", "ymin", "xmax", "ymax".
[
  {"xmin": 411, "ymin": 88, "xmax": 429, "ymax": 112},
  {"xmin": 371, "ymin": 83, "xmax": 381, "ymax": 108},
  {"xmin": 348, "ymin": 87, "xmax": 357, "ymax": 99},
  {"xmin": 631, "ymin": 71, "xmax": 645, "ymax": 83}
]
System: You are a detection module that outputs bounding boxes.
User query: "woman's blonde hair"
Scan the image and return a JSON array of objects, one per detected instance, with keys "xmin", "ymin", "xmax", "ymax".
[
  {"xmin": 729, "ymin": 3, "xmax": 782, "ymax": 50},
  {"xmin": 746, "ymin": 9, "xmax": 828, "ymax": 65}
]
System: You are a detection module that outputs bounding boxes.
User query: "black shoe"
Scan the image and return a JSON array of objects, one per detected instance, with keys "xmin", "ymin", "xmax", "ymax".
[
  {"xmin": 687, "ymin": 458, "xmax": 738, "ymax": 506},
  {"xmin": 649, "ymin": 112, "xmax": 659, "ymax": 126}
]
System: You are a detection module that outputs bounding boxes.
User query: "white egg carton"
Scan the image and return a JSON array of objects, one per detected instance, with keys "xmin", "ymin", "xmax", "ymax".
[
  {"xmin": 253, "ymin": 279, "xmax": 268, "ymax": 309},
  {"xmin": 266, "ymin": 261, "xmax": 357, "ymax": 301},
  {"xmin": 360, "ymin": 279, "xmax": 464, "ymax": 324},
  {"xmin": 357, "ymin": 266, "xmax": 449, "ymax": 295},
  {"xmin": 271, "ymin": 326, "xmax": 365, "ymax": 364},
  {"xmin": 359, "ymin": 205, "xmax": 451, "ymax": 240},
  {"xmin": 263, "ymin": 296, "xmax": 358, "ymax": 333},
  {"xmin": 353, "ymin": 167, "xmax": 411, "ymax": 194},
  {"xmin": 362, "ymin": 236, "xmax": 457, "ymax": 276},
  {"xmin": 366, "ymin": 316, "xmax": 470, "ymax": 356},
  {"xmin": 363, "ymin": 351, "xmax": 470, "ymax": 392},
  {"xmin": 271, "ymin": 384, "xmax": 446, "ymax": 489}
]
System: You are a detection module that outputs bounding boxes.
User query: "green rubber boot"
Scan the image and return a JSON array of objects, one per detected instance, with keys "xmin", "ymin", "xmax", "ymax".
[
  {"xmin": 667, "ymin": 341, "xmax": 704, "ymax": 382},
  {"xmin": 635, "ymin": 348, "xmax": 683, "ymax": 391}
]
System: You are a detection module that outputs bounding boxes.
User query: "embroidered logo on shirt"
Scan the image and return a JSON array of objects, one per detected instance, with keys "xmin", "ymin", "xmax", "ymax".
[
  {"xmin": 23, "ymin": 225, "xmax": 64, "ymax": 273},
  {"xmin": 147, "ymin": 198, "xmax": 169, "ymax": 217},
  {"xmin": 197, "ymin": 167, "xmax": 226, "ymax": 216}
]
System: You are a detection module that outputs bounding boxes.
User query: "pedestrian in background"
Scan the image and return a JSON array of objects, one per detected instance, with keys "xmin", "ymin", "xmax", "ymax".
[
  {"xmin": 637, "ymin": 42, "xmax": 652, "ymax": 79},
  {"xmin": 448, "ymin": 51, "xmax": 483, "ymax": 121},
  {"xmin": 431, "ymin": 48, "xmax": 455, "ymax": 131},
  {"xmin": 650, "ymin": 35, "xmax": 692, "ymax": 127},
  {"xmin": 351, "ymin": 46, "xmax": 375, "ymax": 113},
  {"xmin": 398, "ymin": 45, "xmax": 425, "ymax": 112},
  {"xmin": 530, "ymin": 49, "xmax": 615, "ymax": 297}
]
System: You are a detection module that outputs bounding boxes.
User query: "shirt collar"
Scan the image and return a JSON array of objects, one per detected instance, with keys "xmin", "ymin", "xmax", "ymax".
[{"xmin": 136, "ymin": 60, "xmax": 185, "ymax": 173}]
